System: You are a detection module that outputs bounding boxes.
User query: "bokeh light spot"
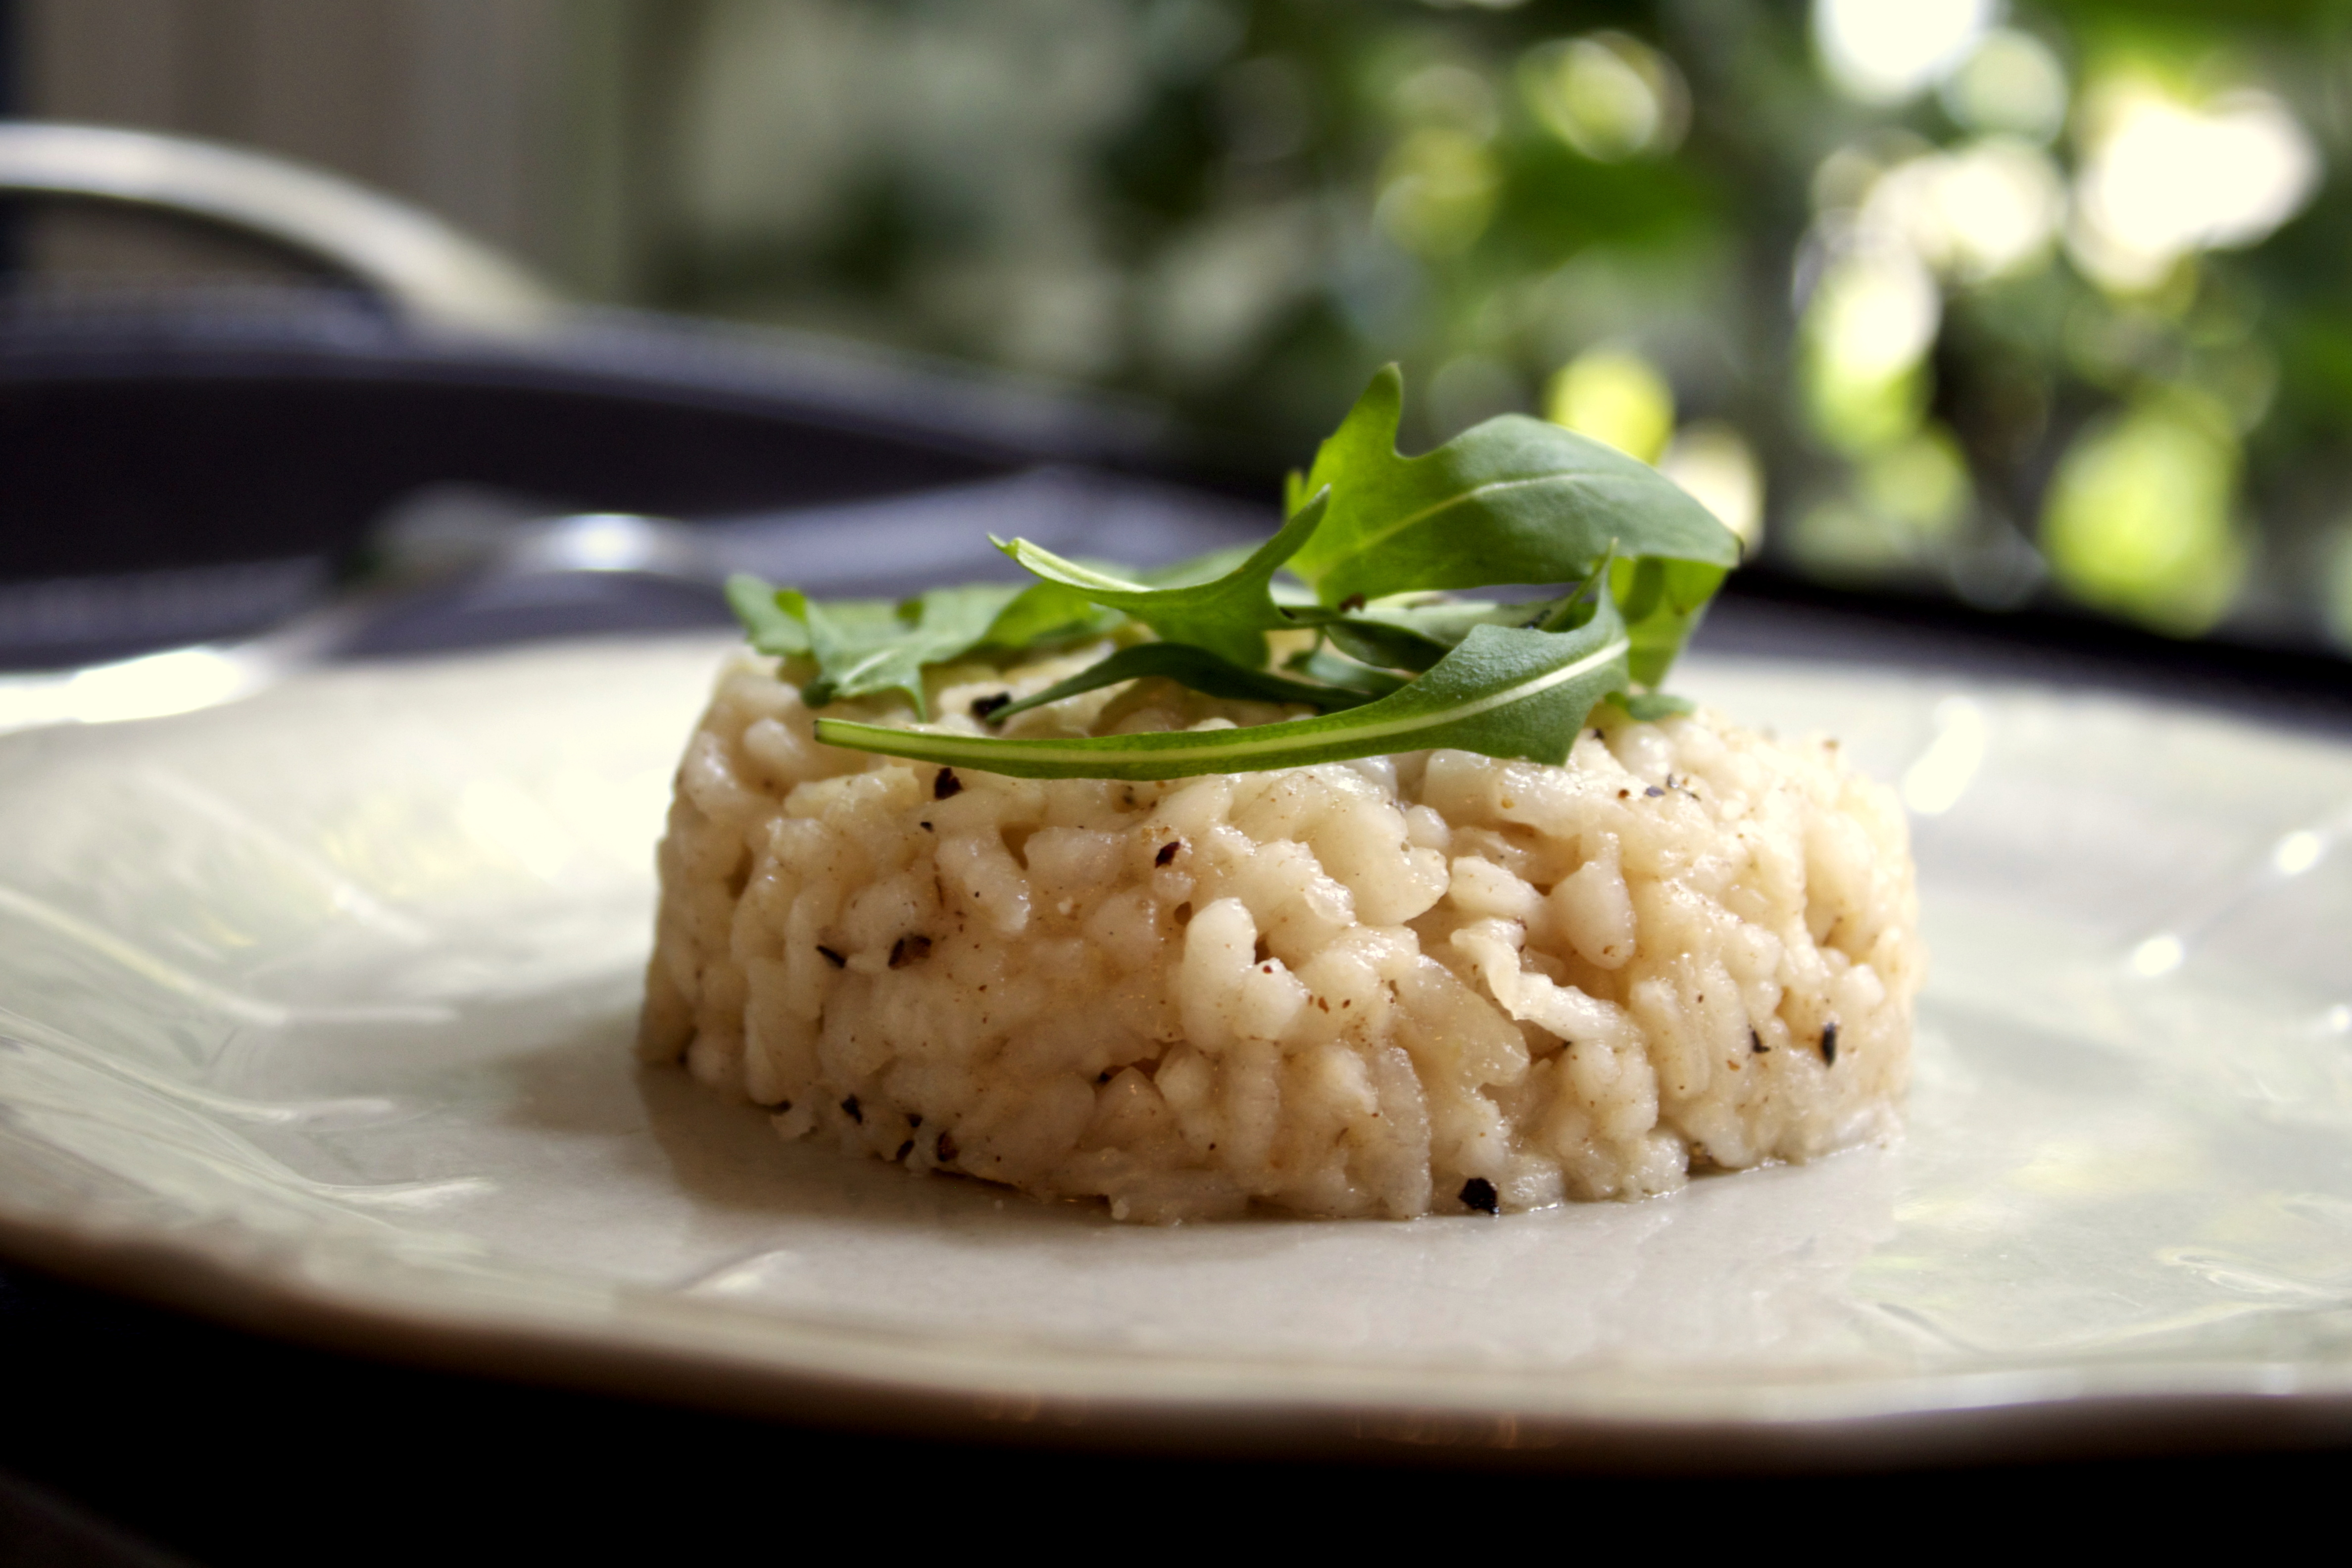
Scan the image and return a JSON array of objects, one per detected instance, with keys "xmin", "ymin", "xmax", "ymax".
[
  {"xmin": 1858, "ymin": 424, "xmax": 1972, "ymax": 538},
  {"xmin": 2321, "ymin": 524, "xmax": 2352, "ymax": 653},
  {"xmin": 2041, "ymin": 400, "xmax": 2246, "ymax": 635},
  {"xmin": 2271, "ymin": 830, "xmax": 2324, "ymax": 878},
  {"xmin": 1544, "ymin": 348, "xmax": 1674, "ymax": 464},
  {"xmin": 1520, "ymin": 33, "xmax": 1688, "ymax": 162},
  {"xmin": 1864, "ymin": 138, "xmax": 2063, "ymax": 283},
  {"xmin": 1901, "ymin": 695, "xmax": 1989, "ymax": 816},
  {"xmin": 1375, "ymin": 125, "xmax": 1500, "ymax": 256},
  {"xmin": 2129, "ymin": 933, "xmax": 2184, "ymax": 978},
  {"xmin": 1659, "ymin": 422, "xmax": 1765, "ymax": 551},
  {"xmin": 2070, "ymin": 82, "xmax": 2319, "ymax": 294},
  {"xmin": 1942, "ymin": 28, "xmax": 2069, "ymax": 142},
  {"xmin": 1800, "ymin": 245, "xmax": 1939, "ymax": 453},
  {"xmin": 1814, "ymin": 0, "xmax": 1995, "ymax": 105}
]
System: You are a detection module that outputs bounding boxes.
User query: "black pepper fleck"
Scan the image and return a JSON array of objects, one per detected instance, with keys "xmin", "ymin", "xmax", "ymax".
[
  {"xmin": 970, "ymin": 692, "xmax": 1011, "ymax": 720},
  {"xmin": 1644, "ymin": 785, "xmax": 1665, "ymax": 798},
  {"xmin": 907, "ymin": 1113, "xmax": 922, "ymax": 1128},
  {"xmin": 935, "ymin": 1130, "xmax": 958, "ymax": 1163},
  {"xmin": 841, "ymin": 1095, "xmax": 863, "ymax": 1124},
  {"xmin": 816, "ymin": 945, "xmax": 846, "ymax": 969},
  {"xmin": 1750, "ymin": 1028, "xmax": 1766, "ymax": 1055},
  {"xmin": 1155, "ymin": 840, "xmax": 1181, "ymax": 867},
  {"xmin": 1459, "ymin": 1177, "xmax": 1500, "ymax": 1216},
  {"xmin": 895, "ymin": 1139, "xmax": 915, "ymax": 1162},
  {"xmin": 919, "ymin": 821, "xmax": 933, "ymax": 832},
  {"xmin": 933, "ymin": 768, "xmax": 962, "ymax": 800},
  {"xmin": 1820, "ymin": 1021, "xmax": 1840, "ymax": 1065},
  {"xmin": 889, "ymin": 934, "xmax": 932, "ymax": 968}
]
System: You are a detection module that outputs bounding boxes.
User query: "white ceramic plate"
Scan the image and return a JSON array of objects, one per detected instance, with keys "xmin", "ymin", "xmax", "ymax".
[{"xmin": 2, "ymin": 635, "xmax": 2348, "ymax": 1467}]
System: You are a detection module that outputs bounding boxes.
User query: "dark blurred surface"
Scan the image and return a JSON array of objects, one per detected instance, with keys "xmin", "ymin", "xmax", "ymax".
[
  {"xmin": 1, "ymin": 1255, "xmax": 2347, "ymax": 1565},
  {"xmin": 0, "ymin": 287, "xmax": 1200, "ymax": 665},
  {"xmin": 0, "ymin": 288, "xmax": 1172, "ymax": 568}
]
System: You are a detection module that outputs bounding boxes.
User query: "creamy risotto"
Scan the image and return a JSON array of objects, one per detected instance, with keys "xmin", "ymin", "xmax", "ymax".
[{"xmin": 639, "ymin": 644, "xmax": 1921, "ymax": 1222}]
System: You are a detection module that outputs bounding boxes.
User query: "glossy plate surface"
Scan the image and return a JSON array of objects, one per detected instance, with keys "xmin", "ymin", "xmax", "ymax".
[{"xmin": 1, "ymin": 635, "xmax": 2347, "ymax": 1463}]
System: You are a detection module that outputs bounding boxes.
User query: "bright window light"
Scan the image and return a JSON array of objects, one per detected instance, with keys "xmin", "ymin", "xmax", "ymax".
[
  {"xmin": 1815, "ymin": 0, "xmax": 1996, "ymax": 105},
  {"xmin": 2071, "ymin": 84, "xmax": 2319, "ymax": 292},
  {"xmin": 1942, "ymin": 27, "xmax": 2068, "ymax": 142},
  {"xmin": 1864, "ymin": 138, "xmax": 2063, "ymax": 282}
]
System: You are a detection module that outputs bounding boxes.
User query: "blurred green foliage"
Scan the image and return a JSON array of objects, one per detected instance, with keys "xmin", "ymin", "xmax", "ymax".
[{"xmin": 634, "ymin": 0, "xmax": 2352, "ymax": 652}]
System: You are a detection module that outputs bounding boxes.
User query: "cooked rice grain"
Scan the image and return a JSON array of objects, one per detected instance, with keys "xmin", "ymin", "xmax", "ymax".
[{"xmin": 638, "ymin": 648, "xmax": 1922, "ymax": 1222}]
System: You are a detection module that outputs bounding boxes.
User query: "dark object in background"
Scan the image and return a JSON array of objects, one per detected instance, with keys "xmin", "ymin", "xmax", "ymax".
[{"xmin": 0, "ymin": 283, "xmax": 1207, "ymax": 665}]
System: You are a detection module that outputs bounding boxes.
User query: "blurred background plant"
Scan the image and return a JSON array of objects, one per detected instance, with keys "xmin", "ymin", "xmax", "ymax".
[{"xmin": 11, "ymin": 0, "xmax": 2352, "ymax": 656}]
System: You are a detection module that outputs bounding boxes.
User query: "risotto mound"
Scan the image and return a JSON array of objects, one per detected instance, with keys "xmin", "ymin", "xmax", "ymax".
[{"xmin": 639, "ymin": 645, "xmax": 1921, "ymax": 1222}]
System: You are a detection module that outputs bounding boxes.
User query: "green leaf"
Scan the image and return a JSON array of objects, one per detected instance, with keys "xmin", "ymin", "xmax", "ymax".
[
  {"xmin": 992, "ymin": 490, "xmax": 1328, "ymax": 668},
  {"xmin": 813, "ymin": 595, "xmax": 1634, "ymax": 781},
  {"xmin": 733, "ymin": 366, "xmax": 1734, "ymax": 777},
  {"xmin": 727, "ymin": 572, "xmax": 812, "ymax": 656},
  {"xmin": 988, "ymin": 641, "xmax": 1375, "ymax": 723},
  {"xmin": 730, "ymin": 580, "xmax": 1036, "ymax": 718},
  {"xmin": 1282, "ymin": 644, "xmax": 1411, "ymax": 699},
  {"xmin": 787, "ymin": 592, "xmax": 924, "ymax": 711},
  {"xmin": 902, "ymin": 583, "xmax": 1033, "ymax": 656},
  {"xmin": 1322, "ymin": 595, "xmax": 1573, "ymax": 673},
  {"xmin": 1139, "ymin": 541, "xmax": 1261, "ymax": 588},
  {"xmin": 1611, "ymin": 691, "xmax": 1695, "ymax": 722},
  {"xmin": 1283, "ymin": 365, "xmax": 1738, "ymax": 607},
  {"xmin": 977, "ymin": 579, "xmax": 1122, "ymax": 650},
  {"xmin": 1610, "ymin": 556, "xmax": 1725, "ymax": 688}
]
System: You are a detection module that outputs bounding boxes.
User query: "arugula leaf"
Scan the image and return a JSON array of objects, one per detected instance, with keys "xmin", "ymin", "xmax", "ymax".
[
  {"xmin": 729, "ymin": 579, "xmax": 1033, "ymax": 717},
  {"xmin": 1322, "ymin": 595, "xmax": 1570, "ymax": 673},
  {"xmin": 814, "ymin": 595, "xmax": 1633, "ymax": 781},
  {"xmin": 1282, "ymin": 366, "xmax": 1738, "ymax": 613},
  {"xmin": 1282, "ymin": 645, "xmax": 1410, "ymax": 699},
  {"xmin": 1612, "ymin": 691, "xmax": 1696, "ymax": 722},
  {"xmin": 1612, "ymin": 556, "xmax": 1726, "ymax": 689},
  {"xmin": 991, "ymin": 490, "xmax": 1327, "ymax": 668},
  {"xmin": 725, "ymin": 364, "xmax": 1739, "ymax": 776},
  {"xmin": 987, "ymin": 641, "xmax": 1374, "ymax": 723},
  {"xmin": 1139, "ymin": 541, "xmax": 1261, "ymax": 588},
  {"xmin": 977, "ymin": 578, "xmax": 1123, "ymax": 650},
  {"xmin": 790, "ymin": 592, "xmax": 953, "ymax": 713},
  {"xmin": 727, "ymin": 572, "xmax": 812, "ymax": 655}
]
